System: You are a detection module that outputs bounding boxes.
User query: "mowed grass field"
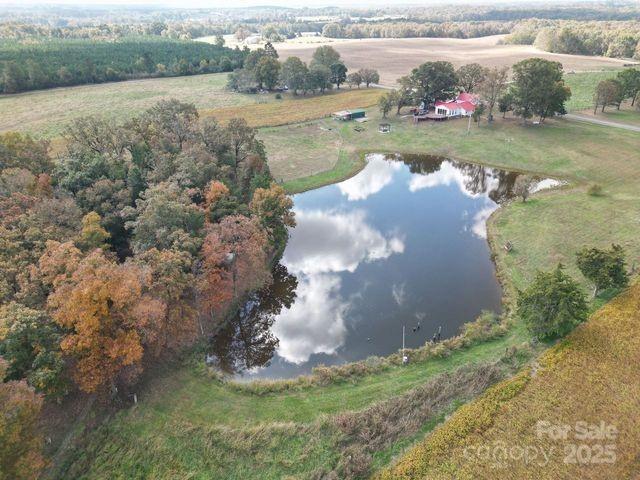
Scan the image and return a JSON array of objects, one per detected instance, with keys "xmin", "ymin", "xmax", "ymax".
[
  {"xmin": 378, "ymin": 283, "xmax": 640, "ymax": 480},
  {"xmin": 0, "ymin": 72, "xmax": 380, "ymax": 138},
  {"xmin": 265, "ymin": 35, "xmax": 631, "ymax": 86}
]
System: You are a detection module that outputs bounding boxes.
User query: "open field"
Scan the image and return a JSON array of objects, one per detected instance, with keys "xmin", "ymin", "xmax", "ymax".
[
  {"xmin": 563, "ymin": 70, "xmax": 620, "ymax": 111},
  {"xmin": 201, "ymin": 87, "xmax": 380, "ymax": 128},
  {"xmin": 0, "ymin": 65, "xmax": 623, "ymax": 141},
  {"xmin": 378, "ymin": 283, "xmax": 640, "ymax": 479},
  {"xmin": 267, "ymin": 35, "xmax": 631, "ymax": 86},
  {"xmin": 0, "ymin": 72, "xmax": 380, "ymax": 139}
]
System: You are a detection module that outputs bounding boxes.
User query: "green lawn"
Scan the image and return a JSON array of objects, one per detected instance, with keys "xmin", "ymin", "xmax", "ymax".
[
  {"xmin": 563, "ymin": 70, "xmax": 620, "ymax": 111},
  {"xmin": 56, "ymin": 327, "xmax": 532, "ymax": 480}
]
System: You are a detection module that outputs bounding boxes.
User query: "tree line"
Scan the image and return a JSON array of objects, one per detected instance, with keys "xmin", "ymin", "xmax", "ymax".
[
  {"xmin": 0, "ymin": 100, "xmax": 295, "ymax": 478},
  {"xmin": 227, "ymin": 43, "xmax": 379, "ymax": 94},
  {"xmin": 378, "ymin": 57, "xmax": 572, "ymax": 124},
  {"xmin": 321, "ymin": 21, "xmax": 513, "ymax": 40},
  {"xmin": 0, "ymin": 37, "xmax": 247, "ymax": 94},
  {"xmin": 505, "ymin": 19, "xmax": 640, "ymax": 59}
]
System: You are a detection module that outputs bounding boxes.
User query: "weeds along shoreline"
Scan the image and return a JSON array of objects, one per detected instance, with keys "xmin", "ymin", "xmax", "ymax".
[{"xmin": 201, "ymin": 311, "xmax": 514, "ymax": 395}]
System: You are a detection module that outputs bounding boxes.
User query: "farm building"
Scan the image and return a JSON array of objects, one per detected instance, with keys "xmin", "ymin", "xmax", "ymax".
[
  {"xmin": 434, "ymin": 93, "xmax": 479, "ymax": 118},
  {"xmin": 332, "ymin": 109, "xmax": 367, "ymax": 121}
]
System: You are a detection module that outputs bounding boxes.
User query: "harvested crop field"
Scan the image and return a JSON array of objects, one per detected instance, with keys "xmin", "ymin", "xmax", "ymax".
[
  {"xmin": 271, "ymin": 35, "xmax": 631, "ymax": 85},
  {"xmin": 378, "ymin": 283, "xmax": 640, "ymax": 480},
  {"xmin": 201, "ymin": 87, "xmax": 381, "ymax": 128}
]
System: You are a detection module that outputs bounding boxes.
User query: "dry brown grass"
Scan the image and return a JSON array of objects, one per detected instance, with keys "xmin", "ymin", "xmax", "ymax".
[
  {"xmin": 378, "ymin": 284, "xmax": 640, "ymax": 480},
  {"xmin": 201, "ymin": 88, "xmax": 381, "ymax": 128},
  {"xmin": 274, "ymin": 35, "xmax": 629, "ymax": 86},
  {"xmin": 0, "ymin": 73, "xmax": 245, "ymax": 138}
]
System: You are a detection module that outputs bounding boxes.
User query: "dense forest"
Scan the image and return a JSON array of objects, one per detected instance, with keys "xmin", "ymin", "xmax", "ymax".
[
  {"xmin": 0, "ymin": 100, "xmax": 295, "ymax": 477},
  {"xmin": 0, "ymin": 37, "xmax": 246, "ymax": 93}
]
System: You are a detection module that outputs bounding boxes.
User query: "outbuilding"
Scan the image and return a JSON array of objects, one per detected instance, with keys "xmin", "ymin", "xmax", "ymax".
[{"xmin": 332, "ymin": 109, "xmax": 367, "ymax": 121}]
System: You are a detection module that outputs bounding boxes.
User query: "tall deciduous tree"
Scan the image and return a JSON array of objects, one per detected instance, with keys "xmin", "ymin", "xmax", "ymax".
[
  {"xmin": 124, "ymin": 182, "xmax": 204, "ymax": 255},
  {"xmin": 358, "ymin": 68, "xmax": 380, "ymax": 88},
  {"xmin": 135, "ymin": 248, "xmax": 198, "ymax": 353},
  {"xmin": 510, "ymin": 58, "xmax": 571, "ymax": 123},
  {"xmin": 280, "ymin": 56, "xmax": 308, "ymax": 95},
  {"xmin": 255, "ymin": 56, "xmax": 281, "ymax": 91},
  {"xmin": 306, "ymin": 64, "xmax": 332, "ymax": 93},
  {"xmin": 77, "ymin": 211, "xmax": 110, "ymax": 252},
  {"xmin": 593, "ymin": 79, "xmax": 624, "ymax": 113},
  {"xmin": 616, "ymin": 68, "xmax": 640, "ymax": 106},
  {"xmin": 0, "ymin": 132, "xmax": 52, "ymax": 174},
  {"xmin": 456, "ymin": 63, "xmax": 488, "ymax": 93},
  {"xmin": 330, "ymin": 62, "xmax": 348, "ymax": 89},
  {"xmin": 310, "ymin": 45, "xmax": 341, "ymax": 68},
  {"xmin": 478, "ymin": 66, "xmax": 509, "ymax": 122},
  {"xmin": 0, "ymin": 358, "xmax": 45, "ymax": 480},
  {"xmin": 347, "ymin": 71, "xmax": 362, "ymax": 89},
  {"xmin": 0, "ymin": 303, "xmax": 66, "ymax": 397},
  {"xmin": 46, "ymin": 251, "xmax": 153, "ymax": 393},
  {"xmin": 198, "ymin": 215, "xmax": 270, "ymax": 321},
  {"xmin": 250, "ymin": 184, "xmax": 295, "ymax": 246},
  {"xmin": 517, "ymin": 264, "xmax": 588, "ymax": 340},
  {"xmin": 378, "ymin": 92, "xmax": 394, "ymax": 118},
  {"xmin": 406, "ymin": 61, "xmax": 457, "ymax": 106}
]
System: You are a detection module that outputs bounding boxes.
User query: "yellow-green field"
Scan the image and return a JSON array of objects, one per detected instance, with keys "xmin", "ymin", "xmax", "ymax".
[
  {"xmin": 378, "ymin": 283, "xmax": 640, "ymax": 480},
  {"xmin": 0, "ymin": 72, "xmax": 380, "ymax": 138},
  {"xmin": 201, "ymin": 87, "xmax": 381, "ymax": 128}
]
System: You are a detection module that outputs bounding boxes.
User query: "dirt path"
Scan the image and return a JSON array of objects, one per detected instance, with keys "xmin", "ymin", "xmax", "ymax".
[{"xmin": 564, "ymin": 113, "xmax": 640, "ymax": 132}]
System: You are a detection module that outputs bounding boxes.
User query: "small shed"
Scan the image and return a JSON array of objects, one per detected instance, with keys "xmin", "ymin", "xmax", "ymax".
[
  {"xmin": 349, "ymin": 109, "xmax": 366, "ymax": 120},
  {"xmin": 379, "ymin": 123, "xmax": 391, "ymax": 133},
  {"xmin": 332, "ymin": 109, "xmax": 366, "ymax": 121}
]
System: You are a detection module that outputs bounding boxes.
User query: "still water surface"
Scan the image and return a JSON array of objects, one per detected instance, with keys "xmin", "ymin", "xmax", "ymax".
[{"xmin": 210, "ymin": 153, "xmax": 545, "ymax": 379}]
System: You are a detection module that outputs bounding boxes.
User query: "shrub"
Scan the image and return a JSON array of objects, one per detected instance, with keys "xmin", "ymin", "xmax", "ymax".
[
  {"xmin": 587, "ymin": 183, "xmax": 603, "ymax": 196},
  {"xmin": 275, "ymin": 93, "xmax": 282, "ymax": 99}
]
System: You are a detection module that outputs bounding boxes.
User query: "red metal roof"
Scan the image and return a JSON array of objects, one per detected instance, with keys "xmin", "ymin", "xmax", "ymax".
[
  {"xmin": 458, "ymin": 101, "xmax": 477, "ymax": 112},
  {"xmin": 434, "ymin": 100, "xmax": 476, "ymax": 112},
  {"xmin": 456, "ymin": 92, "xmax": 479, "ymax": 104}
]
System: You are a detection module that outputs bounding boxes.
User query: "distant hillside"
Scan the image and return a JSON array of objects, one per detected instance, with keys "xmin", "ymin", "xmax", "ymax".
[
  {"xmin": 378, "ymin": 283, "xmax": 640, "ymax": 479},
  {"xmin": 0, "ymin": 37, "xmax": 246, "ymax": 94}
]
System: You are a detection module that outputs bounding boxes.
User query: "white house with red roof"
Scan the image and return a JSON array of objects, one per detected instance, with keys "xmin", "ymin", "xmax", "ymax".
[{"xmin": 434, "ymin": 92, "xmax": 479, "ymax": 117}]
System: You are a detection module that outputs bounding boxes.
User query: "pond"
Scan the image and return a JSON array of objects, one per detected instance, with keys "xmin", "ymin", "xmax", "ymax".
[{"xmin": 209, "ymin": 153, "xmax": 552, "ymax": 379}]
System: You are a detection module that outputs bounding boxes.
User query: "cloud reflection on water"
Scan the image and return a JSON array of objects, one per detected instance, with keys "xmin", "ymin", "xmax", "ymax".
[{"xmin": 273, "ymin": 209, "xmax": 405, "ymax": 363}]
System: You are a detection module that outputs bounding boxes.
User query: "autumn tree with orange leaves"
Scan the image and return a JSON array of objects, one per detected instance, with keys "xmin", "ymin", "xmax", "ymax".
[
  {"xmin": 135, "ymin": 248, "xmax": 198, "ymax": 353},
  {"xmin": 46, "ymin": 250, "xmax": 161, "ymax": 393},
  {"xmin": 198, "ymin": 215, "xmax": 271, "ymax": 325},
  {"xmin": 0, "ymin": 358, "xmax": 45, "ymax": 480},
  {"xmin": 250, "ymin": 184, "xmax": 295, "ymax": 246}
]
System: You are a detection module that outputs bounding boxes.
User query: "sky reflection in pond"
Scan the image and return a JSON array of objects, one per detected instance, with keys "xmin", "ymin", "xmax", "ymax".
[{"xmin": 210, "ymin": 153, "xmax": 538, "ymax": 379}]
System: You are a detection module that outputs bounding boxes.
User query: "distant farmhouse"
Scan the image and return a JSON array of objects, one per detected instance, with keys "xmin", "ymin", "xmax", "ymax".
[{"xmin": 434, "ymin": 92, "xmax": 478, "ymax": 118}]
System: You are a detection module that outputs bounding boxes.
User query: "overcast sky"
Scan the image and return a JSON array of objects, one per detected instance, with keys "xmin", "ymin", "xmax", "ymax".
[{"xmin": 0, "ymin": 0, "xmax": 604, "ymax": 9}]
